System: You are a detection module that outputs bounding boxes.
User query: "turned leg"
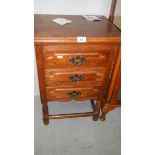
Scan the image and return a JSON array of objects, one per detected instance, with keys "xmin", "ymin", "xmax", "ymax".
[
  {"xmin": 91, "ymin": 100, "xmax": 101, "ymax": 121},
  {"xmin": 42, "ymin": 102, "xmax": 49, "ymax": 125},
  {"xmin": 100, "ymin": 112, "xmax": 106, "ymax": 121},
  {"xmin": 90, "ymin": 99, "xmax": 95, "ymax": 113},
  {"xmin": 100, "ymin": 100, "xmax": 107, "ymax": 121}
]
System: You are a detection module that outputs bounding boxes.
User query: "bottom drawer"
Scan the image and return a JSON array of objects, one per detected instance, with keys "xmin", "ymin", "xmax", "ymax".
[{"xmin": 46, "ymin": 86, "xmax": 102, "ymax": 101}]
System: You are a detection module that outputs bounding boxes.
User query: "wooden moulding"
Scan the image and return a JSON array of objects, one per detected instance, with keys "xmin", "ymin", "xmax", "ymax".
[
  {"xmin": 42, "ymin": 100, "xmax": 99, "ymax": 123},
  {"xmin": 47, "ymin": 112, "xmax": 95, "ymax": 119},
  {"xmin": 34, "ymin": 14, "xmax": 121, "ymax": 124},
  {"xmin": 34, "ymin": 14, "xmax": 120, "ymax": 45},
  {"xmin": 34, "ymin": 37, "xmax": 121, "ymax": 45},
  {"xmin": 100, "ymin": 47, "xmax": 121, "ymax": 120},
  {"xmin": 106, "ymin": 46, "xmax": 121, "ymax": 103},
  {"xmin": 35, "ymin": 45, "xmax": 47, "ymax": 104}
]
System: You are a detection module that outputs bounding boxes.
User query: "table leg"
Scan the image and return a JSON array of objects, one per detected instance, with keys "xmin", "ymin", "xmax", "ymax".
[
  {"xmin": 92, "ymin": 100, "xmax": 100, "ymax": 121},
  {"xmin": 42, "ymin": 102, "xmax": 49, "ymax": 125},
  {"xmin": 100, "ymin": 99, "xmax": 106, "ymax": 121}
]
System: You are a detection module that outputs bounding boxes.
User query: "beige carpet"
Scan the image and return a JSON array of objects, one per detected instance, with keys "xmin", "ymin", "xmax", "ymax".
[{"xmin": 34, "ymin": 96, "xmax": 121, "ymax": 155}]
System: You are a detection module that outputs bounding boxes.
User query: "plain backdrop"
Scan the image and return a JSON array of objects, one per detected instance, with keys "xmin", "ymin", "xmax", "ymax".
[
  {"xmin": 34, "ymin": 0, "xmax": 121, "ymax": 96},
  {"xmin": 1, "ymin": 0, "xmax": 155, "ymax": 155}
]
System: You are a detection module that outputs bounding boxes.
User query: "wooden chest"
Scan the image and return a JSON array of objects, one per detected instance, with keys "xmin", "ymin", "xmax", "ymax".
[{"xmin": 34, "ymin": 14, "xmax": 121, "ymax": 125}]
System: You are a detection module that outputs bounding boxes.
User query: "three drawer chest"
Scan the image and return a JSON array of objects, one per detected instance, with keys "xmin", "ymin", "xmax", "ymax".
[{"xmin": 34, "ymin": 14, "xmax": 121, "ymax": 125}]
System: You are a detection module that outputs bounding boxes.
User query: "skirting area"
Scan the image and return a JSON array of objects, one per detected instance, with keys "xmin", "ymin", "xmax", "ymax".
[{"xmin": 34, "ymin": 96, "xmax": 121, "ymax": 155}]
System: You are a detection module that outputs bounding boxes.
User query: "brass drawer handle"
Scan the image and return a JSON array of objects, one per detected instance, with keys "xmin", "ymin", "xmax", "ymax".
[
  {"xmin": 69, "ymin": 56, "xmax": 86, "ymax": 65},
  {"xmin": 68, "ymin": 74, "xmax": 84, "ymax": 82},
  {"xmin": 67, "ymin": 91, "xmax": 81, "ymax": 97}
]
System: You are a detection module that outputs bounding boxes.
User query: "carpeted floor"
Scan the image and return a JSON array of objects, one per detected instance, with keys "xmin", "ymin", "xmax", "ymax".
[{"xmin": 34, "ymin": 96, "xmax": 121, "ymax": 155}]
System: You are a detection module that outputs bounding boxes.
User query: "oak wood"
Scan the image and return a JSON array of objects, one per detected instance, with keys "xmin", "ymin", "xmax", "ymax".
[
  {"xmin": 34, "ymin": 14, "xmax": 120, "ymax": 44},
  {"xmin": 48, "ymin": 112, "xmax": 94, "ymax": 119},
  {"xmin": 103, "ymin": 66, "xmax": 121, "ymax": 113},
  {"xmin": 34, "ymin": 14, "xmax": 121, "ymax": 125},
  {"xmin": 101, "ymin": 47, "xmax": 121, "ymax": 120},
  {"xmin": 45, "ymin": 68, "xmax": 106, "ymax": 84},
  {"xmin": 42, "ymin": 103, "xmax": 49, "ymax": 125},
  {"xmin": 46, "ymin": 86, "xmax": 101, "ymax": 101},
  {"xmin": 90, "ymin": 99, "xmax": 100, "ymax": 121},
  {"xmin": 110, "ymin": 65, "xmax": 121, "ymax": 104},
  {"xmin": 43, "ymin": 45, "xmax": 116, "ymax": 68},
  {"xmin": 35, "ymin": 45, "xmax": 47, "ymax": 104},
  {"xmin": 93, "ymin": 100, "xmax": 101, "ymax": 121},
  {"xmin": 107, "ymin": 47, "xmax": 121, "ymax": 103},
  {"xmin": 45, "ymin": 81, "xmax": 104, "ymax": 88}
]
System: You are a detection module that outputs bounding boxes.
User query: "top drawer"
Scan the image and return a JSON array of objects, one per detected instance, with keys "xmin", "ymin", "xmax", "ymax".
[{"xmin": 43, "ymin": 45, "xmax": 116, "ymax": 68}]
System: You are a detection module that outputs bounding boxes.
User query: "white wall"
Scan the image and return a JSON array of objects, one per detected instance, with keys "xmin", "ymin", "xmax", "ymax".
[
  {"xmin": 34, "ymin": 0, "xmax": 121, "ymax": 96},
  {"xmin": 115, "ymin": 0, "xmax": 121, "ymax": 15},
  {"xmin": 34, "ymin": 0, "xmax": 112, "ymax": 17}
]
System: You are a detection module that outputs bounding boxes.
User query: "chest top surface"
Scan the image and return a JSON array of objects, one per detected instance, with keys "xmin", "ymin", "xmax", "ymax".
[{"xmin": 34, "ymin": 14, "xmax": 120, "ymax": 43}]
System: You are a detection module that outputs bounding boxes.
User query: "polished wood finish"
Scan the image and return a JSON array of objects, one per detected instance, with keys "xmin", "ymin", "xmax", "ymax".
[
  {"xmin": 45, "ymin": 68, "xmax": 106, "ymax": 84},
  {"xmin": 99, "ymin": 0, "xmax": 121, "ymax": 121},
  {"xmin": 46, "ymin": 86, "xmax": 101, "ymax": 101},
  {"xmin": 48, "ymin": 112, "xmax": 94, "ymax": 119},
  {"xmin": 43, "ymin": 45, "xmax": 116, "ymax": 68},
  {"xmin": 34, "ymin": 15, "xmax": 120, "ymax": 42},
  {"xmin": 107, "ymin": 47, "xmax": 121, "ymax": 102},
  {"xmin": 35, "ymin": 45, "xmax": 47, "ymax": 104},
  {"xmin": 101, "ymin": 47, "xmax": 121, "ymax": 120},
  {"xmin": 34, "ymin": 14, "xmax": 121, "ymax": 125},
  {"xmin": 42, "ymin": 103, "xmax": 49, "ymax": 125}
]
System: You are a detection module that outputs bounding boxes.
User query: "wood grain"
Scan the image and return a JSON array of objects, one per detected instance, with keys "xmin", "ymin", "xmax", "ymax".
[
  {"xmin": 34, "ymin": 14, "xmax": 120, "ymax": 43},
  {"xmin": 43, "ymin": 45, "xmax": 116, "ymax": 68},
  {"xmin": 46, "ymin": 86, "xmax": 101, "ymax": 101},
  {"xmin": 101, "ymin": 47, "xmax": 121, "ymax": 120},
  {"xmin": 35, "ymin": 45, "xmax": 47, "ymax": 104},
  {"xmin": 34, "ymin": 14, "xmax": 121, "ymax": 124},
  {"xmin": 45, "ymin": 68, "xmax": 106, "ymax": 84}
]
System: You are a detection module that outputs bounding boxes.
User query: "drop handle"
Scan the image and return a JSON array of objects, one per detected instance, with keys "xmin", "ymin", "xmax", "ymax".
[
  {"xmin": 68, "ymin": 74, "xmax": 84, "ymax": 82},
  {"xmin": 67, "ymin": 91, "xmax": 81, "ymax": 97},
  {"xmin": 69, "ymin": 56, "xmax": 86, "ymax": 65}
]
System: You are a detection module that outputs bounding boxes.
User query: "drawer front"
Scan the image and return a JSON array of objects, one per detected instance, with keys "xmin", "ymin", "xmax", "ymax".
[
  {"xmin": 46, "ymin": 86, "xmax": 101, "ymax": 101},
  {"xmin": 45, "ymin": 68, "xmax": 106, "ymax": 84},
  {"xmin": 43, "ymin": 45, "xmax": 116, "ymax": 68}
]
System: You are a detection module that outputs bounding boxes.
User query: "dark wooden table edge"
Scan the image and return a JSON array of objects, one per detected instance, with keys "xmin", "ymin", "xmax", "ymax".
[{"xmin": 34, "ymin": 37, "xmax": 121, "ymax": 45}]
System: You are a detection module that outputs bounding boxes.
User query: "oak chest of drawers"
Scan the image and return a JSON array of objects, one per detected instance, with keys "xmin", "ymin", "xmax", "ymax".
[{"xmin": 34, "ymin": 14, "xmax": 121, "ymax": 125}]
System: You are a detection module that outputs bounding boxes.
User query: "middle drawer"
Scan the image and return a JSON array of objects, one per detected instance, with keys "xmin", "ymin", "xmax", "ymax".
[{"xmin": 45, "ymin": 68, "xmax": 106, "ymax": 85}]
